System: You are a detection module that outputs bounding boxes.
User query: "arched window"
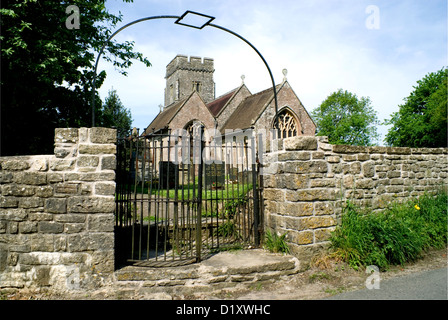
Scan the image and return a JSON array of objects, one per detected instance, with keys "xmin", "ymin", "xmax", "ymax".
[{"xmin": 277, "ymin": 109, "xmax": 299, "ymax": 139}]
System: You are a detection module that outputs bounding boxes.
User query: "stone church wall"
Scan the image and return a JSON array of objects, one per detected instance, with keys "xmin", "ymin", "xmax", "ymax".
[
  {"xmin": 0, "ymin": 128, "xmax": 116, "ymax": 291},
  {"xmin": 262, "ymin": 136, "xmax": 447, "ymax": 266}
]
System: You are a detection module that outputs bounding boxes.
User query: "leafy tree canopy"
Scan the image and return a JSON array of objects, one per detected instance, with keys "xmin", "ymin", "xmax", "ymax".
[
  {"xmin": 0, "ymin": 0, "xmax": 150, "ymax": 155},
  {"xmin": 311, "ymin": 89, "xmax": 380, "ymax": 146},
  {"xmin": 98, "ymin": 88, "xmax": 132, "ymax": 133},
  {"xmin": 384, "ymin": 67, "xmax": 447, "ymax": 148}
]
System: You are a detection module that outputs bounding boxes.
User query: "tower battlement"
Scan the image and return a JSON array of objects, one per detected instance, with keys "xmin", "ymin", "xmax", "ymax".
[
  {"xmin": 164, "ymin": 55, "xmax": 215, "ymax": 107},
  {"xmin": 165, "ymin": 55, "xmax": 214, "ymax": 78}
]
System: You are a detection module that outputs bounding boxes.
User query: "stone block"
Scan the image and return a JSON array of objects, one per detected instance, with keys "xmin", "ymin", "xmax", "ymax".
[
  {"xmin": 101, "ymin": 155, "xmax": 116, "ymax": 170},
  {"xmin": 19, "ymin": 221, "xmax": 38, "ymax": 234},
  {"xmin": 288, "ymin": 230, "xmax": 313, "ymax": 245},
  {"xmin": 278, "ymin": 151, "xmax": 311, "ymax": 161},
  {"xmin": 282, "ymin": 160, "xmax": 327, "ymax": 174},
  {"xmin": 18, "ymin": 197, "xmax": 43, "ymax": 209},
  {"xmin": 55, "ymin": 128, "xmax": 78, "ymax": 144},
  {"xmin": 14, "ymin": 172, "xmax": 47, "ymax": 185},
  {"xmin": 0, "ymin": 208, "xmax": 28, "ymax": 221},
  {"xmin": 54, "ymin": 183, "xmax": 79, "ymax": 195},
  {"xmin": 67, "ymin": 196, "xmax": 115, "ymax": 213},
  {"xmin": 77, "ymin": 156, "xmax": 99, "ymax": 168},
  {"xmin": 35, "ymin": 186, "xmax": 54, "ymax": 198},
  {"xmin": 286, "ymin": 189, "xmax": 339, "ymax": 201},
  {"xmin": 45, "ymin": 198, "xmax": 67, "ymax": 214},
  {"xmin": 88, "ymin": 214, "xmax": 114, "ymax": 232},
  {"xmin": 39, "ymin": 221, "xmax": 64, "ymax": 234},
  {"xmin": 368, "ymin": 146, "xmax": 387, "ymax": 154},
  {"xmin": 2, "ymin": 184, "xmax": 35, "ymax": 197},
  {"xmin": 94, "ymin": 182, "xmax": 115, "ymax": 196},
  {"xmin": 54, "ymin": 148, "xmax": 70, "ymax": 158},
  {"xmin": 263, "ymin": 189, "xmax": 285, "ymax": 201},
  {"xmin": 0, "ymin": 196, "xmax": 18, "ymax": 208},
  {"xmin": 327, "ymin": 156, "xmax": 340, "ymax": 163},
  {"xmin": 362, "ymin": 161, "xmax": 375, "ymax": 178},
  {"xmin": 30, "ymin": 158, "xmax": 49, "ymax": 171},
  {"xmin": 332, "ymin": 145, "xmax": 368, "ymax": 154},
  {"xmin": 0, "ymin": 158, "xmax": 30, "ymax": 171},
  {"xmin": 49, "ymin": 159, "xmax": 75, "ymax": 171},
  {"xmin": 89, "ymin": 128, "xmax": 116, "ymax": 144},
  {"xmin": 314, "ymin": 202, "xmax": 334, "ymax": 215},
  {"xmin": 301, "ymin": 216, "xmax": 336, "ymax": 229},
  {"xmin": 315, "ymin": 228, "xmax": 334, "ymax": 243},
  {"xmin": 78, "ymin": 144, "xmax": 116, "ymax": 155},
  {"xmin": 387, "ymin": 147, "xmax": 411, "ymax": 155},
  {"xmin": 279, "ymin": 202, "xmax": 313, "ymax": 217},
  {"xmin": 283, "ymin": 136, "xmax": 318, "ymax": 151}
]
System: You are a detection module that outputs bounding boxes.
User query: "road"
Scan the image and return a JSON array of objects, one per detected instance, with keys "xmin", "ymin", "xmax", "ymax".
[{"xmin": 327, "ymin": 267, "xmax": 447, "ymax": 300}]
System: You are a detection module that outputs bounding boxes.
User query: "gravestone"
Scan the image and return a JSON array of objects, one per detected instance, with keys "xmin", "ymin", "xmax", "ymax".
[
  {"xmin": 205, "ymin": 162, "xmax": 225, "ymax": 188},
  {"xmin": 159, "ymin": 161, "xmax": 177, "ymax": 189}
]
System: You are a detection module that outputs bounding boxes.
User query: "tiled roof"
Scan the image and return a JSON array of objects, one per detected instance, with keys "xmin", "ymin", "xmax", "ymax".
[
  {"xmin": 206, "ymin": 89, "xmax": 237, "ymax": 117},
  {"xmin": 220, "ymin": 85, "xmax": 281, "ymax": 132}
]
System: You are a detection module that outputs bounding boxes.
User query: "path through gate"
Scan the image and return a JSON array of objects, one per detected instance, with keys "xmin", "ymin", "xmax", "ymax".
[{"xmin": 115, "ymin": 127, "xmax": 263, "ymax": 267}]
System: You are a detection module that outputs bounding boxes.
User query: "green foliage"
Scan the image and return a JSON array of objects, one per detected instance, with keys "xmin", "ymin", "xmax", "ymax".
[
  {"xmin": 264, "ymin": 230, "xmax": 290, "ymax": 254},
  {"xmin": 384, "ymin": 67, "xmax": 447, "ymax": 147},
  {"xmin": 311, "ymin": 89, "xmax": 380, "ymax": 146},
  {"xmin": 330, "ymin": 191, "xmax": 448, "ymax": 270},
  {"xmin": 99, "ymin": 88, "xmax": 133, "ymax": 131},
  {"xmin": 217, "ymin": 220, "xmax": 238, "ymax": 238},
  {"xmin": 1, "ymin": 1, "xmax": 150, "ymax": 155}
]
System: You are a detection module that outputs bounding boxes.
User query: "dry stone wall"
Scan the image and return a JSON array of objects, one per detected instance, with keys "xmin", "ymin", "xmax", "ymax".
[
  {"xmin": 263, "ymin": 136, "xmax": 448, "ymax": 265},
  {"xmin": 0, "ymin": 128, "xmax": 116, "ymax": 291}
]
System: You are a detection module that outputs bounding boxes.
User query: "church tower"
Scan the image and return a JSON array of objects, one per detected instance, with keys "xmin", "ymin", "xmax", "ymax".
[{"xmin": 164, "ymin": 55, "xmax": 215, "ymax": 107}]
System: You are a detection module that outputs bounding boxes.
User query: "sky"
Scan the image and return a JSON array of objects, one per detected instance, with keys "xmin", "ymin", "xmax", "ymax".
[{"xmin": 98, "ymin": 0, "xmax": 447, "ymax": 145}]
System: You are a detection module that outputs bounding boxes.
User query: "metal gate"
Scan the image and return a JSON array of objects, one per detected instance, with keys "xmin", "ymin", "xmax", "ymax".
[{"xmin": 114, "ymin": 127, "xmax": 263, "ymax": 267}]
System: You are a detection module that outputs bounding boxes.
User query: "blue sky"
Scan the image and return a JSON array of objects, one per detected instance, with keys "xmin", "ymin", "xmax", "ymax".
[{"xmin": 98, "ymin": 0, "xmax": 447, "ymax": 145}]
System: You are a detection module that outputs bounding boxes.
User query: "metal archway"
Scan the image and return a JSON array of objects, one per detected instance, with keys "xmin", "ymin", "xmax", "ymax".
[{"xmin": 91, "ymin": 10, "xmax": 279, "ymax": 129}]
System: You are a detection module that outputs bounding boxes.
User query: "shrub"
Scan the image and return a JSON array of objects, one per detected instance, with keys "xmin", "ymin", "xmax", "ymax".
[{"xmin": 330, "ymin": 191, "xmax": 447, "ymax": 270}]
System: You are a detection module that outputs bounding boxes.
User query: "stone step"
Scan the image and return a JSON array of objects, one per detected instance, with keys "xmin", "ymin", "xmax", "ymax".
[{"xmin": 114, "ymin": 249, "xmax": 300, "ymax": 294}]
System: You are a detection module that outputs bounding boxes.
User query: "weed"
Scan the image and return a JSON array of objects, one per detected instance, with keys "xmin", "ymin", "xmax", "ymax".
[
  {"xmin": 309, "ymin": 271, "xmax": 331, "ymax": 282},
  {"xmin": 330, "ymin": 191, "xmax": 448, "ymax": 270},
  {"xmin": 264, "ymin": 230, "xmax": 290, "ymax": 254}
]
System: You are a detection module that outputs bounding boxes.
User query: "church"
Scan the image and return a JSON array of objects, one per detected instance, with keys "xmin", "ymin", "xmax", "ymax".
[{"xmin": 144, "ymin": 54, "xmax": 316, "ymax": 142}]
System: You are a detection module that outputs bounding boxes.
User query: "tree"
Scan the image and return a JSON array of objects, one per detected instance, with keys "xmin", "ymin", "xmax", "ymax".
[
  {"xmin": 99, "ymin": 88, "xmax": 132, "ymax": 133},
  {"xmin": 384, "ymin": 68, "xmax": 447, "ymax": 148},
  {"xmin": 0, "ymin": 1, "xmax": 151, "ymax": 155},
  {"xmin": 311, "ymin": 89, "xmax": 380, "ymax": 146}
]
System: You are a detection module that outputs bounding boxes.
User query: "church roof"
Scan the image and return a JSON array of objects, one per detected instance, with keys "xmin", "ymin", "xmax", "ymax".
[
  {"xmin": 143, "ymin": 98, "xmax": 187, "ymax": 135},
  {"xmin": 206, "ymin": 88, "xmax": 237, "ymax": 117},
  {"xmin": 220, "ymin": 84, "xmax": 282, "ymax": 133}
]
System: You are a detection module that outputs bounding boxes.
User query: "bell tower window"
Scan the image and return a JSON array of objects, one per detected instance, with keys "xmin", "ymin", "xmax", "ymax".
[{"xmin": 192, "ymin": 81, "xmax": 202, "ymax": 93}]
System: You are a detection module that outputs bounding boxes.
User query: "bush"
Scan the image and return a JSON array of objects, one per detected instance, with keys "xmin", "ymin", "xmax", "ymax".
[{"xmin": 330, "ymin": 191, "xmax": 447, "ymax": 270}]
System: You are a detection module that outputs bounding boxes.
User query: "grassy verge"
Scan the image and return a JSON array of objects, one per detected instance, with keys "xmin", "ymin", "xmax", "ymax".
[{"xmin": 330, "ymin": 190, "xmax": 447, "ymax": 270}]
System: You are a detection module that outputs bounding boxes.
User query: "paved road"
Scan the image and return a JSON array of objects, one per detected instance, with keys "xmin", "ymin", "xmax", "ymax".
[{"xmin": 327, "ymin": 267, "xmax": 447, "ymax": 300}]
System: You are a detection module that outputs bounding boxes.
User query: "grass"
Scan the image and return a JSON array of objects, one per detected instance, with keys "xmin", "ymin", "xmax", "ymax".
[
  {"xmin": 330, "ymin": 190, "xmax": 448, "ymax": 270},
  {"xmin": 122, "ymin": 181, "xmax": 253, "ymax": 201}
]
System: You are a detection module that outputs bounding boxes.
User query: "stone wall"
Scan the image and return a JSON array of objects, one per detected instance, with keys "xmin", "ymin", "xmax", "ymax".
[
  {"xmin": 0, "ymin": 128, "xmax": 116, "ymax": 291},
  {"xmin": 263, "ymin": 136, "xmax": 448, "ymax": 265}
]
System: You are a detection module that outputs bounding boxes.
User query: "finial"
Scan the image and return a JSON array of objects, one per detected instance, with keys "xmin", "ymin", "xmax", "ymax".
[
  {"xmin": 241, "ymin": 74, "xmax": 245, "ymax": 85},
  {"xmin": 159, "ymin": 104, "xmax": 163, "ymax": 112},
  {"xmin": 282, "ymin": 68, "xmax": 288, "ymax": 82}
]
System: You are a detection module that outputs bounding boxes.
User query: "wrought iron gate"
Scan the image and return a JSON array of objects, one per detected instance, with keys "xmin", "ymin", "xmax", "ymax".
[{"xmin": 115, "ymin": 127, "xmax": 263, "ymax": 267}]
